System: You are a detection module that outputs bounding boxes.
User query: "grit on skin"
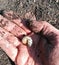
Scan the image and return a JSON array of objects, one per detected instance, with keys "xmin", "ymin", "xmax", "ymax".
[{"xmin": 0, "ymin": 11, "xmax": 59, "ymax": 65}]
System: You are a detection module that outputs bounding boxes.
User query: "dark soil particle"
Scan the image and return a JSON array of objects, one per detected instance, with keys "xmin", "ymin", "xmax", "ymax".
[{"xmin": 0, "ymin": 0, "xmax": 59, "ymax": 65}]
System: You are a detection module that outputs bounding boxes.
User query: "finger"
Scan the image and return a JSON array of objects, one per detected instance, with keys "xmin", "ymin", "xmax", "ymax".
[
  {"xmin": 27, "ymin": 20, "xmax": 59, "ymax": 36},
  {"xmin": 0, "ymin": 15, "xmax": 27, "ymax": 37},
  {"xmin": 0, "ymin": 27, "xmax": 20, "ymax": 47},
  {"xmin": 0, "ymin": 35, "xmax": 18, "ymax": 61},
  {"xmin": 16, "ymin": 44, "xmax": 30, "ymax": 65},
  {"xmin": 2, "ymin": 11, "xmax": 31, "ymax": 34},
  {"xmin": 17, "ymin": 45, "xmax": 35, "ymax": 65}
]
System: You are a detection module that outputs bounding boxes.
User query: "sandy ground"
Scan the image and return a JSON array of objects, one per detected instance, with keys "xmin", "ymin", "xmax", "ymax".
[{"xmin": 0, "ymin": 0, "xmax": 59, "ymax": 65}]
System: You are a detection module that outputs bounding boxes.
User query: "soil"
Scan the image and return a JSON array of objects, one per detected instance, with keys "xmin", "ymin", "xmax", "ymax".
[{"xmin": 0, "ymin": 0, "xmax": 59, "ymax": 65}]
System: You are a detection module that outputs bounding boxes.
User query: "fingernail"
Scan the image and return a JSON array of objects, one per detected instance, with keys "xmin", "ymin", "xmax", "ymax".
[{"xmin": 0, "ymin": 10, "xmax": 4, "ymax": 16}]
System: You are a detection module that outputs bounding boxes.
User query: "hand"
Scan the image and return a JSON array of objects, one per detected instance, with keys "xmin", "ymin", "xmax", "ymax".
[{"xmin": 0, "ymin": 11, "xmax": 59, "ymax": 65}]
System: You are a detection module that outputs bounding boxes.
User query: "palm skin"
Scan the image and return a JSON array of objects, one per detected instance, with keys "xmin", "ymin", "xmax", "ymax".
[{"xmin": 0, "ymin": 11, "xmax": 59, "ymax": 65}]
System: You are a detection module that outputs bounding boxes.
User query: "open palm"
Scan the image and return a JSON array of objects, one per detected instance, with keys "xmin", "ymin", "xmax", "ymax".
[{"xmin": 0, "ymin": 11, "xmax": 59, "ymax": 65}]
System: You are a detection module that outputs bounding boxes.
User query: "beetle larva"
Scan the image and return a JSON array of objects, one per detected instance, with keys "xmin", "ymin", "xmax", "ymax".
[{"xmin": 22, "ymin": 36, "xmax": 33, "ymax": 47}]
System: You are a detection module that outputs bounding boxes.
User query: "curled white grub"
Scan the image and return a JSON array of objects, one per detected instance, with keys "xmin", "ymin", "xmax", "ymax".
[{"xmin": 22, "ymin": 36, "xmax": 33, "ymax": 47}]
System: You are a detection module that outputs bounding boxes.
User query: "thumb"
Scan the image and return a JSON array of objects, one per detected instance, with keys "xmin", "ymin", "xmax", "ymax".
[
  {"xmin": 26, "ymin": 20, "xmax": 59, "ymax": 41},
  {"xmin": 28, "ymin": 21, "xmax": 59, "ymax": 44}
]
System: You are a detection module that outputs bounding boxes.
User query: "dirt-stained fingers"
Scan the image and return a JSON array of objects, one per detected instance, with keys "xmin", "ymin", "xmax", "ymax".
[
  {"xmin": 0, "ymin": 15, "xmax": 28, "ymax": 37},
  {"xmin": 1, "ymin": 10, "xmax": 31, "ymax": 34}
]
